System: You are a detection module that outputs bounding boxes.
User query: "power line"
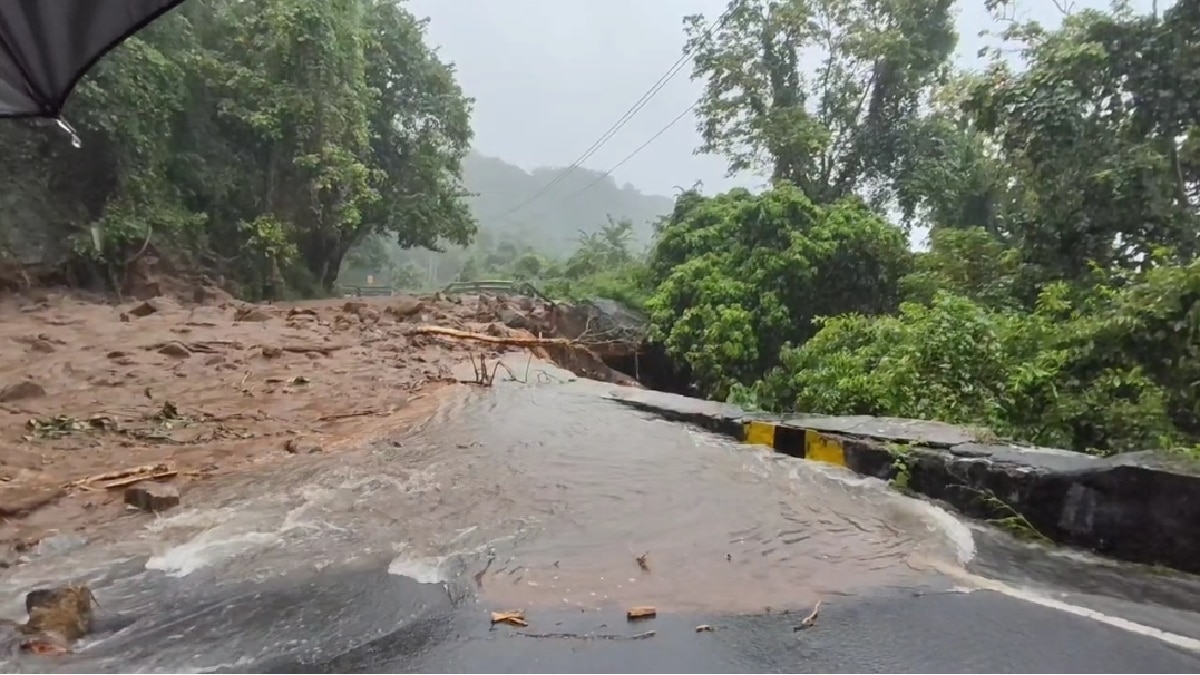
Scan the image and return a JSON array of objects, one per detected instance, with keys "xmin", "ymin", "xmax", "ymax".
[
  {"xmin": 493, "ymin": 6, "xmax": 734, "ymax": 222},
  {"xmin": 554, "ymin": 103, "xmax": 698, "ymax": 207}
]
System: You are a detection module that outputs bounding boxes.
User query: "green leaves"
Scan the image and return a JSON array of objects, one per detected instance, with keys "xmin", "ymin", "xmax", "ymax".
[
  {"xmin": 687, "ymin": 0, "xmax": 956, "ymax": 204},
  {"xmin": 644, "ymin": 184, "xmax": 909, "ymax": 399},
  {"xmin": 0, "ymin": 0, "xmax": 474, "ymax": 296}
]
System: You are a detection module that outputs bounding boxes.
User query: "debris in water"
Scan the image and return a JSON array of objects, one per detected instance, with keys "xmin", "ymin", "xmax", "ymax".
[
  {"xmin": 67, "ymin": 462, "xmax": 177, "ymax": 491},
  {"xmin": 635, "ymin": 551, "xmax": 650, "ymax": 572},
  {"xmin": 491, "ymin": 610, "xmax": 528, "ymax": 627},
  {"xmin": 793, "ymin": 600, "xmax": 822, "ymax": 631},
  {"xmin": 13, "ymin": 583, "xmax": 99, "ymax": 655},
  {"xmin": 626, "ymin": 606, "xmax": 656, "ymax": 621},
  {"xmin": 695, "ymin": 624, "xmax": 715, "ymax": 633}
]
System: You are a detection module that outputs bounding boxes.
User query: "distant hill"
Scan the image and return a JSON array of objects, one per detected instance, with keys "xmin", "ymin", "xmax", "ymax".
[
  {"xmin": 340, "ymin": 152, "xmax": 676, "ymax": 288},
  {"xmin": 463, "ymin": 152, "xmax": 674, "ymax": 255}
]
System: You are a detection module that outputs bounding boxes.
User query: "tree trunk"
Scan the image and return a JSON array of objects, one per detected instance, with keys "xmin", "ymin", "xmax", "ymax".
[{"xmin": 321, "ymin": 247, "xmax": 345, "ymax": 293}]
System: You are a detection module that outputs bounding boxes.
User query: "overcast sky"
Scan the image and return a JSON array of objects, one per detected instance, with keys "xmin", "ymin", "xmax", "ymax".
[{"xmin": 408, "ymin": 0, "xmax": 1162, "ymax": 199}]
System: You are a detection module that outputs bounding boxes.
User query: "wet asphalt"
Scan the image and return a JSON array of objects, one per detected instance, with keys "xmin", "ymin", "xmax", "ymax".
[
  {"xmin": 48, "ymin": 557, "xmax": 1196, "ymax": 675},
  {"xmin": 264, "ymin": 579, "xmax": 1200, "ymax": 674},
  {"xmin": 11, "ymin": 371, "xmax": 1200, "ymax": 674}
]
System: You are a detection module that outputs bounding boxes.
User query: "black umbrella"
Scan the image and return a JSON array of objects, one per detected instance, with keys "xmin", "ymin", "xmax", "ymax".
[{"xmin": 0, "ymin": 0, "xmax": 189, "ymax": 120}]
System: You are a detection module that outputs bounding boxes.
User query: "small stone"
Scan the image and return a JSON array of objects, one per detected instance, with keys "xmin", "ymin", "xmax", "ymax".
[
  {"xmin": 123, "ymin": 481, "xmax": 180, "ymax": 512},
  {"xmin": 342, "ymin": 301, "xmax": 367, "ymax": 314},
  {"xmin": 261, "ymin": 345, "xmax": 283, "ymax": 359},
  {"xmin": 203, "ymin": 354, "xmax": 224, "ymax": 366},
  {"xmin": 158, "ymin": 342, "xmax": 191, "ymax": 358},
  {"xmin": 30, "ymin": 339, "xmax": 55, "ymax": 353},
  {"xmin": 0, "ymin": 380, "xmax": 46, "ymax": 402},
  {"xmin": 284, "ymin": 437, "xmax": 323, "ymax": 454},
  {"xmin": 34, "ymin": 534, "xmax": 87, "ymax": 557},
  {"xmin": 128, "ymin": 301, "xmax": 158, "ymax": 317},
  {"xmin": 386, "ymin": 298, "xmax": 425, "ymax": 319}
]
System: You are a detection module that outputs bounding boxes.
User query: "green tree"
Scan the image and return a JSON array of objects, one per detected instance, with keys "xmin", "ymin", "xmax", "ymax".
[
  {"xmin": 685, "ymin": 0, "xmax": 957, "ymax": 205},
  {"xmin": 0, "ymin": 0, "xmax": 474, "ymax": 297},
  {"xmin": 645, "ymin": 185, "xmax": 910, "ymax": 399}
]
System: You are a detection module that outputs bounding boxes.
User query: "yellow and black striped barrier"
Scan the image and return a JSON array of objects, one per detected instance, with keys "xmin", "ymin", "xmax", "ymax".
[{"xmin": 741, "ymin": 419, "xmax": 848, "ymax": 468}]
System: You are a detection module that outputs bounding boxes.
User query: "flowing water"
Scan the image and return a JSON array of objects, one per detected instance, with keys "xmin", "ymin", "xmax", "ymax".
[{"xmin": 0, "ymin": 357, "xmax": 977, "ymax": 672}]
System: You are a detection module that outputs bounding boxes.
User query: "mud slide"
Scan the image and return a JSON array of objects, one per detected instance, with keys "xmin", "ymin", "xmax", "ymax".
[{"xmin": 0, "ymin": 288, "xmax": 637, "ymax": 566}]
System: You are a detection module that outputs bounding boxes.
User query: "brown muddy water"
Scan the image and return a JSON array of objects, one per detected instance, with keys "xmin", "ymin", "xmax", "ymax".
[{"xmin": 0, "ymin": 355, "xmax": 978, "ymax": 670}]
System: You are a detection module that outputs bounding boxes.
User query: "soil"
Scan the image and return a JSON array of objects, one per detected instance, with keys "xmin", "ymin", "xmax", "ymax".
[{"xmin": 0, "ymin": 286, "xmax": 636, "ymax": 565}]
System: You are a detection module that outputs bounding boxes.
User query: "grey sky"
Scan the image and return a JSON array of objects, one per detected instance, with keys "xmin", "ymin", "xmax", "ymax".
[{"xmin": 408, "ymin": 0, "xmax": 1162, "ymax": 199}]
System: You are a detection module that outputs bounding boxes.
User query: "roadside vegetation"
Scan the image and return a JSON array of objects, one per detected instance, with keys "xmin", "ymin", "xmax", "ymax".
[
  {"xmin": 0, "ymin": 0, "xmax": 1195, "ymax": 455},
  {"xmin": 440, "ymin": 0, "xmax": 1200, "ymax": 456}
]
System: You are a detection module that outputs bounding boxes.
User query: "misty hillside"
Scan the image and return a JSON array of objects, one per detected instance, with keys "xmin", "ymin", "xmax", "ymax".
[{"xmin": 463, "ymin": 152, "xmax": 674, "ymax": 255}]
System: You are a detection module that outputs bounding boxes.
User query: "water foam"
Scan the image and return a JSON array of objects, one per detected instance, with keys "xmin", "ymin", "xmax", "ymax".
[
  {"xmin": 804, "ymin": 458, "xmax": 977, "ymax": 565},
  {"xmin": 145, "ymin": 528, "xmax": 280, "ymax": 577},
  {"xmin": 386, "ymin": 555, "xmax": 448, "ymax": 584}
]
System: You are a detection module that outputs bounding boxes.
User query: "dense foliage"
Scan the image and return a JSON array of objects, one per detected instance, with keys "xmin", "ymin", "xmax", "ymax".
[
  {"xmin": 684, "ymin": 0, "xmax": 1200, "ymax": 454},
  {"xmin": 0, "ymin": 0, "xmax": 474, "ymax": 297},
  {"xmin": 452, "ymin": 0, "xmax": 1198, "ymax": 455}
]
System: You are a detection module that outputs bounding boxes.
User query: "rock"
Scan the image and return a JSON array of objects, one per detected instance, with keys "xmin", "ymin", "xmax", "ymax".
[
  {"xmin": 386, "ymin": 297, "xmax": 425, "ymax": 319},
  {"xmin": 499, "ymin": 308, "xmax": 533, "ymax": 330},
  {"xmin": 25, "ymin": 588, "xmax": 59, "ymax": 613},
  {"xmin": 123, "ymin": 481, "xmax": 180, "ymax": 512},
  {"xmin": 203, "ymin": 354, "xmax": 225, "ymax": 366},
  {"xmin": 260, "ymin": 345, "xmax": 283, "ymax": 359},
  {"xmin": 128, "ymin": 301, "xmax": 158, "ymax": 317},
  {"xmin": 34, "ymin": 534, "xmax": 87, "ymax": 557},
  {"xmin": 158, "ymin": 342, "xmax": 191, "ymax": 358},
  {"xmin": 517, "ymin": 296, "xmax": 534, "ymax": 312},
  {"xmin": 234, "ymin": 306, "xmax": 273, "ymax": 322},
  {"xmin": 0, "ymin": 379, "xmax": 46, "ymax": 402},
  {"xmin": 284, "ymin": 437, "xmax": 323, "ymax": 454},
  {"xmin": 192, "ymin": 285, "xmax": 230, "ymax": 305},
  {"xmin": 360, "ymin": 308, "xmax": 380, "ymax": 323},
  {"xmin": 342, "ymin": 301, "xmax": 367, "ymax": 314},
  {"xmin": 5, "ymin": 381, "xmax": 53, "ymax": 408},
  {"xmin": 30, "ymin": 339, "xmax": 55, "ymax": 353}
]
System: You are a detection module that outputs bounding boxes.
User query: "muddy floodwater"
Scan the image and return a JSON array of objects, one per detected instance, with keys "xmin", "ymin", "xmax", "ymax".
[{"xmin": 0, "ymin": 354, "xmax": 985, "ymax": 671}]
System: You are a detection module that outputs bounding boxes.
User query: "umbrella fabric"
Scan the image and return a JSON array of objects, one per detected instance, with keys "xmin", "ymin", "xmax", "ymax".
[{"xmin": 0, "ymin": 0, "xmax": 188, "ymax": 119}]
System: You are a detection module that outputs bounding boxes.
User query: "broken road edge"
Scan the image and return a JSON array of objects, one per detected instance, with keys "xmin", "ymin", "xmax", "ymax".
[{"xmin": 604, "ymin": 389, "xmax": 1200, "ymax": 577}]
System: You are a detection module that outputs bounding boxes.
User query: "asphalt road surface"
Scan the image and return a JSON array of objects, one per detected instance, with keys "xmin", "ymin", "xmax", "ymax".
[{"xmin": 6, "ymin": 367, "xmax": 1200, "ymax": 674}]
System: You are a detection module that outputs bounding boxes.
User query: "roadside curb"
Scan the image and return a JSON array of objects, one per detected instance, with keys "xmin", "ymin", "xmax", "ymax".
[{"xmin": 605, "ymin": 389, "xmax": 1200, "ymax": 576}]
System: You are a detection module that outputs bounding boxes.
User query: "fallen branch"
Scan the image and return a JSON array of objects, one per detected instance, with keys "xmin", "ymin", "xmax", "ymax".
[
  {"xmin": 317, "ymin": 409, "xmax": 381, "ymax": 422},
  {"xmin": 412, "ymin": 325, "xmax": 577, "ymax": 347},
  {"xmin": 99, "ymin": 468, "xmax": 178, "ymax": 490},
  {"xmin": 793, "ymin": 600, "xmax": 822, "ymax": 631},
  {"xmin": 65, "ymin": 462, "xmax": 175, "ymax": 490},
  {"xmin": 490, "ymin": 610, "xmax": 528, "ymax": 627}
]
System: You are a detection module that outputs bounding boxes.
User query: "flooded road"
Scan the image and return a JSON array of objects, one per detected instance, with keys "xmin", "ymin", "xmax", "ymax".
[{"xmin": 1, "ymin": 356, "xmax": 1198, "ymax": 673}]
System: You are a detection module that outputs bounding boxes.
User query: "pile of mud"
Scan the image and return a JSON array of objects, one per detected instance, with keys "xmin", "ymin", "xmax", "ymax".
[{"xmin": 0, "ymin": 288, "xmax": 640, "ymax": 566}]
